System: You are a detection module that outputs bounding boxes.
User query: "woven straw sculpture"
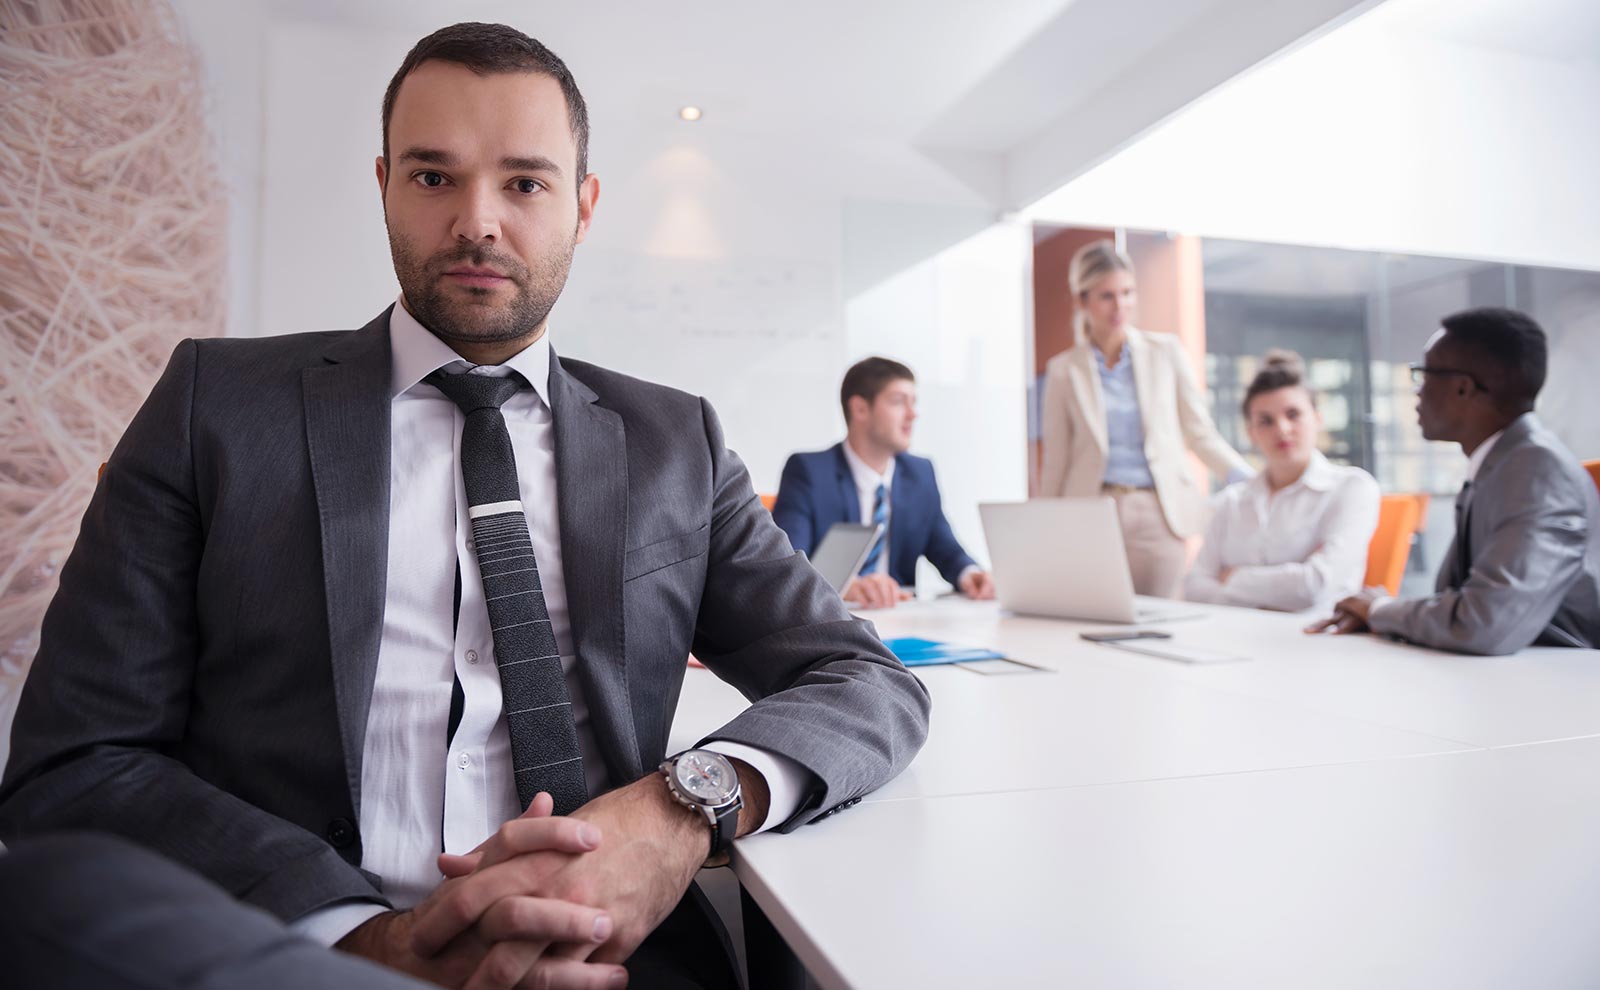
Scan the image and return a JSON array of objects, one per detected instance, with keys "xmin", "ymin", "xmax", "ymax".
[{"xmin": 0, "ymin": 0, "xmax": 227, "ymax": 690}]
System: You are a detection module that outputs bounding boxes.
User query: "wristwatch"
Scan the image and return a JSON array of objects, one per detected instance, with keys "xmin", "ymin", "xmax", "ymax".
[{"xmin": 659, "ymin": 749, "xmax": 743, "ymax": 861}]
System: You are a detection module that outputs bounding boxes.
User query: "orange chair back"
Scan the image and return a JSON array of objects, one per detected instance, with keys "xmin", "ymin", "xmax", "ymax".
[
  {"xmin": 758, "ymin": 493, "xmax": 777, "ymax": 511},
  {"xmin": 1364, "ymin": 493, "xmax": 1429, "ymax": 595},
  {"xmin": 1584, "ymin": 459, "xmax": 1600, "ymax": 496}
]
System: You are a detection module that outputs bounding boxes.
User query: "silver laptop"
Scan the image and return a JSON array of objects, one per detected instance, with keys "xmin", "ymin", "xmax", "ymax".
[
  {"xmin": 807, "ymin": 521, "xmax": 884, "ymax": 592},
  {"xmin": 978, "ymin": 498, "xmax": 1200, "ymax": 624}
]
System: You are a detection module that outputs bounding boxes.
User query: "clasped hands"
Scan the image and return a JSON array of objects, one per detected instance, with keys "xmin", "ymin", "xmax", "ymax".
[{"xmin": 338, "ymin": 776, "xmax": 709, "ymax": 990}]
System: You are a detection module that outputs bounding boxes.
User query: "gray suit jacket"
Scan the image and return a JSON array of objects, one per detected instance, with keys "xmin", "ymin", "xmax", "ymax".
[
  {"xmin": 0, "ymin": 309, "xmax": 930, "ymax": 923},
  {"xmin": 1369, "ymin": 413, "xmax": 1600, "ymax": 655}
]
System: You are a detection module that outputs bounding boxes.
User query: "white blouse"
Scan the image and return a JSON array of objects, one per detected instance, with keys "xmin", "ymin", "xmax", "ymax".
[{"xmin": 1184, "ymin": 452, "xmax": 1380, "ymax": 613}]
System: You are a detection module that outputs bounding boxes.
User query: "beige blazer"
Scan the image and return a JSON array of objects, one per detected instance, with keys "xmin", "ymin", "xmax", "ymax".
[{"xmin": 1039, "ymin": 326, "xmax": 1248, "ymax": 538}]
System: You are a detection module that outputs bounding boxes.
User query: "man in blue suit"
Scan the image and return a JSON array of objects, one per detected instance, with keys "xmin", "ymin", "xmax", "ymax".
[{"xmin": 773, "ymin": 357, "xmax": 995, "ymax": 609}]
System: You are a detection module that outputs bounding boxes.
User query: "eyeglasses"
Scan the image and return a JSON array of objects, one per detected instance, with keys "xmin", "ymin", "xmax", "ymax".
[{"xmin": 1408, "ymin": 364, "xmax": 1489, "ymax": 393}]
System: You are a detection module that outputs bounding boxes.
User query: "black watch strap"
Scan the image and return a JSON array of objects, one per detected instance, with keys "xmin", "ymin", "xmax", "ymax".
[{"xmin": 709, "ymin": 797, "xmax": 740, "ymax": 858}]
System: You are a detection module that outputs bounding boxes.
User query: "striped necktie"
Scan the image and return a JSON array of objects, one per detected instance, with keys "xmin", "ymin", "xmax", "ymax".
[
  {"xmin": 428, "ymin": 369, "xmax": 587, "ymax": 815},
  {"xmin": 858, "ymin": 482, "xmax": 889, "ymax": 575}
]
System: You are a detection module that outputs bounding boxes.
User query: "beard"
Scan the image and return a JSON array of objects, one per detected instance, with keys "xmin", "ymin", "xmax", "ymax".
[{"xmin": 388, "ymin": 228, "xmax": 576, "ymax": 348}]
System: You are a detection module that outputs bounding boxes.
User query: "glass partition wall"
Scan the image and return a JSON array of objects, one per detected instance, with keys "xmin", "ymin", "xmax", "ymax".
[{"xmin": 1032, "ymin": 226, "xmax": 1600, "ymax": 597}]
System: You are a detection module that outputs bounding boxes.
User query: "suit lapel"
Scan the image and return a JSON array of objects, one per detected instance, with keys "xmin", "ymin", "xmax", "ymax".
[
  {"xmin": 1447, "ymin": 414, "xmax": 1534, "ymax": 589},
  {"xmin": 1068, "ymin": 344, "xmax": 1108, "ymax": 455},
  {"xmin": 832, "ymin": 444, "xmax": 860, "ymax": 523},
  {"xmin": 303, "ymin": 308, "xmax": 394, "ymax": 816},
  {"xmin": 548, "ymin": 351, "xmax": 643, "ymax": 782}
]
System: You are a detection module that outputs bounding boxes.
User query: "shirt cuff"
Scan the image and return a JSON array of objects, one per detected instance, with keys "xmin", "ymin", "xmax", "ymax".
[
  {"xmin": 1225, "ymin": 466, "xmax": 1255, "ymax": 486},
  {"xmin": 286, "ymin": 900, "xmax": 390, "ymax": 947},
  {"xmin": 1365, "ymin": 594, "xmax": 1397, "ymax": 629},
  {"xmin": 700, "ymin": 741, "xmax": 807, "ymax": 834}
]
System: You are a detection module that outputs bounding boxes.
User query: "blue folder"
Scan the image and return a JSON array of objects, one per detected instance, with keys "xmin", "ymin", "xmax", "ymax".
[{"xmin": 884, "ymin": 636, "xmax": 1005, "ymax": 667}]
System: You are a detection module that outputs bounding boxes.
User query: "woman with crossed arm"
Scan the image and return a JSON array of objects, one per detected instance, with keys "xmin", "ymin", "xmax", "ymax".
[{"xmin": 1185, "ymin": 350, "xmax": 1380, "ymax": 612}]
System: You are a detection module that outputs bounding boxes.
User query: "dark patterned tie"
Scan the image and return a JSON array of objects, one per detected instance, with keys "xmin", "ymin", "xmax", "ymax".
[
  {"xmin": 428, "ymin": 369, "xmax": 587, "ymax": 815},
  {"xmin": 859, "ymin": 483, "xmax": 889, "ymax": 575},
  {"xmin": 1452, "ymin": 480, "xmax": 1473, "ymax": 589}
]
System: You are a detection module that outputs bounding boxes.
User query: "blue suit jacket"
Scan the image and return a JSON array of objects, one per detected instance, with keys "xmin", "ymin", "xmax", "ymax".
[{"xmin": 772, "ymin": 443, "xmax": 977, "ymax": 590}]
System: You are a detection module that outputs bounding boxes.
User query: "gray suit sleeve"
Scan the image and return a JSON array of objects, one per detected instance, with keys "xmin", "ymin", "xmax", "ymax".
[
  {"xmin": 1368, "ymin": 446, "xmax": 1592, "ymax": 655},
  {"xmin": 687, "ymin": 400, "xmax": 931, "ymax": 829},
  {"xmin": 0, "ymin": 341, "xmax": 383, "ymax": 921}
]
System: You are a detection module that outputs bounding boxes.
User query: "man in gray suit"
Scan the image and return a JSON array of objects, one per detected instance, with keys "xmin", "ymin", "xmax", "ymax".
[
  {"xmin": 0, "ymin": 23, "xmax": 928, "ymax": 990},
  {"xmin": 1307, "ymin": 307, "xmax": 1600, "ymax": 655}
]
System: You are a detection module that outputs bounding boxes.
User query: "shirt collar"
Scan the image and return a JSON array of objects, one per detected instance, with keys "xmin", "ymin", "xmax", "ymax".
[
  {"xmin": 1091, "ymin": 342, "xmax": 1129, "ymax": 373},
  {"xmin": 1250, "ymin": 450, "xmax": 1338, "ymax": 496},
  {"xmin": 388, "ymin": 296, "xmax": 551, "ymax": 407},
  {"xmin": 1297, "ymin": 451, "xmax": 1339, "ymax": 492},
  {"xmin": 842, "ymin": 439, "xmax": 895, "ymax": 492},
  {"xmin": 1465, "ymin": 429, "xmax": 1505, "ymax": 483}
]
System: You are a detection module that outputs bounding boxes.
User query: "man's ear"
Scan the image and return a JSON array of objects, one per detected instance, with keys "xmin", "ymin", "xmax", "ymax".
[
  {"xmin": 574, "ymin": 173, "xmax": 600, "ymax": 244},
  {"xmin": 375, "ymin": 155, "xmax": 388, "ymax": 198}
]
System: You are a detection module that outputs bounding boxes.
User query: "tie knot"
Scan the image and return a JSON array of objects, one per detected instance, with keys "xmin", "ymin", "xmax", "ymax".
[{"xmin": 428, "ymin": 370, "xmax": 524, "ymax": 412}]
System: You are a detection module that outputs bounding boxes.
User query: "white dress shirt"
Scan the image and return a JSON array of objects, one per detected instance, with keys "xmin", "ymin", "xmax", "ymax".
[
  {"xmin": 839, "ymin": 440, "xmax": 979, "ymax": 588},
  {"xmin": 292, "ymin": 300, "xmax": 804, "ymax": 944},
  {"xmin": 1464, "ymin": 429, "xmax": 1505, "ymax": 483},
  {"xmin": 841, "ymin": 441, "xmax": 894, "ymax": 576},
  {"xmin": 1185, "ymin": 452, "xmax": 1380, "ymax": 613}
]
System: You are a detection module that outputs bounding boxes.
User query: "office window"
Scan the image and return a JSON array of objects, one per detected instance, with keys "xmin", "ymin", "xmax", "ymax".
[
  {"xmin": 1033, "ymin": 226, "xmax": 1600, "ymax": 597},
  {"xmin": 1204, "ymin": 239, "xmax": 1600, "ymax": 594}
]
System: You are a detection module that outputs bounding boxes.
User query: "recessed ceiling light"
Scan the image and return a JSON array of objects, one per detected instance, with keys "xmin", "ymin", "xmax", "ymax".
[{"xmin": 678, "ymin": 106, "xmax": 702, "ymax": 122}]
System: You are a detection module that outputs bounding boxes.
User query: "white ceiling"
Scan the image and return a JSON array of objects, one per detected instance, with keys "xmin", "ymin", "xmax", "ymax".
[
  {"xmin": 262, "ymin": 0, "xmax": 1373, "ymax": 209},
  {"xmin": 267, "ymin": 0, "xmax": 1072, "ymax": 142},
  {"xmin": 1021, "ymin": 0, "xmax": 1600, "ymax": 271},
  {"xmin": 1371, "ymin": 0, "xmax": 1600, "ymax": 64}
]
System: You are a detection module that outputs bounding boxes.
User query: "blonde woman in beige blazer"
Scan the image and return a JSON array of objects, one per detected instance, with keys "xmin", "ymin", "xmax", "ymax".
[{"xmin": 1040, "ymin": 241, "xmax": 1249, "ymax": 598}]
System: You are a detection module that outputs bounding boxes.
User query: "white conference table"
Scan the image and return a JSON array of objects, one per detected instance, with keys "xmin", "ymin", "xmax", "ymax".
[{"xmin": 669, "ymin": 598, "xmax": 1600, "ymax": 989}]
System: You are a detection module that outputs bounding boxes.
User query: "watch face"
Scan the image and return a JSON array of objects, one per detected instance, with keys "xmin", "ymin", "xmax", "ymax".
[{"xmin": 672, "ymin": 751, "xmax": 737, "ymax": 804}]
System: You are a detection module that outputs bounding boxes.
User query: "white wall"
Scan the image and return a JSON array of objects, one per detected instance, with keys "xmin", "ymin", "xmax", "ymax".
[
  {"xmin": 1025, "ymin": 22, "xmax": 1600, "ymax": 272},
  {"xmin": 171, "ymin": 0, "xmax": 267, "ymax": 341},
  {"xmin": 844, "ymin": 222, "xmax": 1033, "ymax": 584}
]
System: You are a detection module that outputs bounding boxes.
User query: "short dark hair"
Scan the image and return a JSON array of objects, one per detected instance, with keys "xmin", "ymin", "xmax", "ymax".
[
  {"xmin": 1242, "ymin": 349, "xmax": 1313, "ymax": 419},
  {"xmin": 381, "ymin": 22, "xmax": 590, "ymax": 189},
  {"xmin": 1438, "ymin": 307, "xmax": 1547, "ymax": 414},
  {"xmin": 840, "ymin": 357, "xmax": 915, "ymax": 423}
]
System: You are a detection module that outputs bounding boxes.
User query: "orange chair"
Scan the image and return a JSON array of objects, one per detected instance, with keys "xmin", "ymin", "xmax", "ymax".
[
  {"xmin": 758, "ymin": 493, "xmax": 777, "ymax": 511},
  {"xmin": 1364, "ymin": 493, "xmax": 1430, "ymax": 595},
  {"xmin": 1584, "ymin": 459, "xmax": 1600, "ymax": 496}
]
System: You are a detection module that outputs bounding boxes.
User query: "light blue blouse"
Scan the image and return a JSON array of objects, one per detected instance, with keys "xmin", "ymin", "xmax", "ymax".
[{"xmin": 1095, "ymin": 344, "xmax": 1156, "ymax": 488}]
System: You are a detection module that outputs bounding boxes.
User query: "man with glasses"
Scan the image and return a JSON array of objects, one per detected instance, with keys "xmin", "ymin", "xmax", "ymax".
[{"xmin": 1307, "ymin": 307, "xmax": 1600, "ymax": 654}]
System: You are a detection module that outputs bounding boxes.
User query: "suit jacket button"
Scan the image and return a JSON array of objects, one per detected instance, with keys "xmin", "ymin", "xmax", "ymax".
[{"xmin": 326, "ymin": 817, "xmax": 357, "ymax": 848}]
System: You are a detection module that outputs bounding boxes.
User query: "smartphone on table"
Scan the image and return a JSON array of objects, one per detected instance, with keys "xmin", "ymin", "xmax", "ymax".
[{"xmin": 1079, "ymin": 629, "xmax": 1173, "ymax": 643}]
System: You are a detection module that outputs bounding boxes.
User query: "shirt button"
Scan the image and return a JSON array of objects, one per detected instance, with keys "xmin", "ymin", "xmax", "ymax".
[
  {"xmin": 465, "ymin": 539, "xmax": 475, "ymax": 551},
  {"xmin": 465, "ymin": 649, "xmax": 479, "ymax": 664},
  {"xmin": 458, "ymin": 753, "xmax": 472, "ymax": 770}
]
